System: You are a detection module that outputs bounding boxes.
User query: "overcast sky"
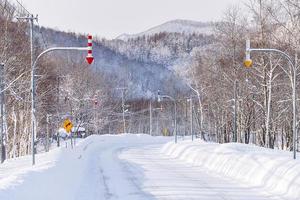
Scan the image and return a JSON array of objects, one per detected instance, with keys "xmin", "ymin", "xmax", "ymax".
[{"xmin": 19, "ymin": 0, "xmax": 241, "ymax": 39}]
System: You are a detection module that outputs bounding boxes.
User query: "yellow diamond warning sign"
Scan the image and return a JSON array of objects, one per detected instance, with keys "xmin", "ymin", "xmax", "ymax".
[{"xmin": 63, "ymin": 118, "xmax": 73, "ymax": 134}]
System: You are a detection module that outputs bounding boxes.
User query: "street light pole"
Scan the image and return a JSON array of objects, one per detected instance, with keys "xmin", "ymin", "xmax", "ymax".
[
  {"xmin": 187, "ymin": 97, "xmax": 194, "ymax": 141},
  {"xmin": 233, "ymin": 80, "xmax": 238, "ymax": 143},
  {"xmin": 122, "ymin": 91, "xmax": 125, "ymax": 133},
  {"xmin": 174, "ymin": 101, "xmax": 177, "ymax": 143},
  {"xmin": 120, "ymin": 89, "xmax": 126, "ymax": 134},
  {"xmin": 294, "ymin": 53, "xmax": 297, "ymax": 157},
  {"xmin": 46, "ymin": 114, "xmax": 50, "ymax": 152},
  {"xmin": 189, "ymin": 98, "xmax": 194, "ymax": 141},
  {"xmin": 245, "ymin": 39, "xmax": 298, "ymax": 159},
  {"xmin": 186, "ymin": 84, "xmax": 202, "ymax": 137},
  {"xmin": 0, "ymin": 63, "xmax": 5, "ymax": 163},
  {"xmin": 149, "ymin": 100, "xmax": 152, "ymax": 136},
  {"xmin": 157, "ymin": 91, "xmax": 177, "ymax": 143},
  {"xmin": 30, "ymin": 46, "xmax": 91, "ymax": 165}
]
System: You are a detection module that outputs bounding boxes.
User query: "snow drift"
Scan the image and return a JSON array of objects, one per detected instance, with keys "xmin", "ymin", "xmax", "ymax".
[
  {"xmin": 161, "ymin": 140, "xmax": 300, "ymax": 199},
  {"xmin": 0, "ymin": 134, "xmax": 170, "ymax": 200}
]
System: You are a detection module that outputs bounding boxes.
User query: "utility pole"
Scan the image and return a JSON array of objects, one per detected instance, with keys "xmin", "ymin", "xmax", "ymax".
[
  {"xmin": 18, "ymin": 14, "xmax": 38, "ymax": 165},
  {"xmin": 122, "ymin": 90, "xmax": 126, "ymax": 133},
  {"xmin": 117, "ymin": 88, "xmax": 127, "ymax": 133},
  {"xmin": 149, "ymin": 100, "xmax": 152, "ymax": 136},
  {"xmin": 0, "ymin": 63, "xmax": 5, "ymax": 163},
  {"xmin": 29, "ymin": 14, "xmax": 38, "ymax": 165}
]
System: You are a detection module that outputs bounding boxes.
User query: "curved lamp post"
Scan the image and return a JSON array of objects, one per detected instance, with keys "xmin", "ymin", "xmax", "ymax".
[
  {"xmin": 157, "ymin": 90, "xmax": 177, "ymax": 143},
  {"xmin": 31, "ymin": 45, "xmax": 92, "ymax": 165},
  {"xmin": 244, "ymin": 39, "xmax": 297, "ymax": 159}
]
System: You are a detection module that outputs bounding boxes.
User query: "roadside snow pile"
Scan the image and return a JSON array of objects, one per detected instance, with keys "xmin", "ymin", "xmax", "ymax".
[
  {"xmin": 161, "ymin": 140, "xmax": 300, "ymax": 200},
  {"xmin": 0, "ymin": 134, "xmax": 170, "ymax": 200}
]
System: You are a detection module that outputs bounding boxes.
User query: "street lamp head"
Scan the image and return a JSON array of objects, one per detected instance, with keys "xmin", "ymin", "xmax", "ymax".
[
  {"xmin": 157, "ymin": 90, "xmax": 161, "ymax": 102},
  {"xmin": 244, "ymin": 39, "xmax": 253, "ymax": 68},
  {"xmin": 244, "ymin": 59, "xmax": 253, "ymax": 68}
]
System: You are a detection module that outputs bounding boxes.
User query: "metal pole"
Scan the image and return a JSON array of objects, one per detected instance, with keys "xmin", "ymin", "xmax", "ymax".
[
  {"xmin": 94, "ymin": 103, "xmax": 97, "ymax": 134},
  {"xmin": 149, "ymin": 100, "xmax": 152, "ymax": 136},
  {"xmin": 28, "ymin": 46, "xmax": 90, "ymax": 164},
  {"xmin": 174, "ymin": 100, "xmax": 177, "ymax": 143},
  {"xmin": 293, "ymin": 53, "xmax": 297, "ymax": 159},
  {"xmin": 18, "ymin": 14, "xmax": 38, "ymax": 165},
  {"xmin": 247, "ymin": 40, "xmax": 297, "ymax": 159},
  {"xmin": 108, "ymin": 122, "xmax": 111, "ymax": 135},
  {"xmin": 46, "ymin": 114, "xmax": 50, "ymax": 152},
  {"xmin": 157, "ymin": 92, "xmax": 177, "ymax": 142},
  {"xmin": 184, "ymin": 99, "xmax": 187, "ymax": 140},
  {"xmin": 0, "ymin": 63, "xmax": 5, "ymax": 163},
  {"xmin": 183, "ymin": 83, "xmax": 202, "ymax": 133},
  {"xmin": 233, "ymin": 80, "xmax": 237, "ymax": 143},
  {"xmin": 30, "ymin": 15, "xmax": 36, "ymax": 165},
  {"xmin": 190, "ymin": 98, "xmax": 194, "ymax": 141},
  {"xmin": 122, "ymin": 90, "xmax": 126, "ymax": 133}
]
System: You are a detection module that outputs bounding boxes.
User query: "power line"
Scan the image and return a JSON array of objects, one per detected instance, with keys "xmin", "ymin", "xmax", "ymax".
[
  {"xmin": 37, "ymin": 21, "xmax": 48, "ymax": 49},
  {"xmin": 13, "ymin": 1, "xmax": 48, "ymax": 49},
  {"xmin": 0, "ymin": 0, "xmax": 19, "ymax": 18},
  {"xmin": 15, "ymin": 0, "xmax": 30, "ymax": 15}
]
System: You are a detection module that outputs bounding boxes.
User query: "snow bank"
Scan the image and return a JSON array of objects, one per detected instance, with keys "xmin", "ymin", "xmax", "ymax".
[
  {"xmin": 0, "ymin": 134, "xmax": 171, "ymax": 200},
  {"xmin": 161, "ymin": 140, "xmax": 300, "ymax": 200}
]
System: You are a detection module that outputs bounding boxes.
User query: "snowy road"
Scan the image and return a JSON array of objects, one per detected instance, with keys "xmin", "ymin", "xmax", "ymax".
[
  {"xmin": 0, "ymin": 134, "xmax": 296, "ymax": 200},
  {"xmin": 119, "ymin": 145, "xmax": 283, "ymax": 200}
]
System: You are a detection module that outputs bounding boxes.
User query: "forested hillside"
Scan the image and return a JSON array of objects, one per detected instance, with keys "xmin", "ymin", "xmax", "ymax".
[
  {"xmin": 186, "ymin": 0, "xmax": 300, "ymax": 150},
  {"xmin": 0, "ymin": 0, "xmax": 116, "ymax": 157}
]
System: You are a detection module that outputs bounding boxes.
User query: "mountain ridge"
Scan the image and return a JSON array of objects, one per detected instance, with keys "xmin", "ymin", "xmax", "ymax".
[
  {"xmin": 116, "ymin": 19, "xmax": 213, "ymax": 40},
  {"xmin": 38, "ymin": 27, "xmax": 190, "ymax": 99},
  {"xmin": 36, "ymin": 19, "xmax": 215, "ymax": 99}
]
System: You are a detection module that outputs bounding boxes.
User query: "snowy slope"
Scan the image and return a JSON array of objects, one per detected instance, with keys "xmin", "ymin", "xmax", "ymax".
[
  {"xmin": 117, "ymin": 19, "xmax": 213, "ymax": 40},
  {"xmin": 39, "ymin": 28, "xmax": 189, "ymax": 98}
]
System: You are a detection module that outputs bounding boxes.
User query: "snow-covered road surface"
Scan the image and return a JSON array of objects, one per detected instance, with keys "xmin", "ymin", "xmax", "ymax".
[
  {"xmin": 0, "ymin": 134, "xmax": 298, "ymax": 200},
  {"xmin": 120, "ymin": 145, "xmax": 282, "ymax": 200}
]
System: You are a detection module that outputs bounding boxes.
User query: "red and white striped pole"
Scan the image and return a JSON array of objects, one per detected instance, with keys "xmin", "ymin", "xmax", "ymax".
[{"xmin": 86, "ymin": 34, "xmax": 94, "ymax": 64}]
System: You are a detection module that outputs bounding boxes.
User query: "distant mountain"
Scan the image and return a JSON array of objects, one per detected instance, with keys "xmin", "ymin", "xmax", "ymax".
[
  {"xmin": 105, "ymin": 20, "xmax": 215, "ymax": 69},
  {"xmin": 37, "ymin": 19, "xmax": 215, "ymax": 99},
  {"xmin": 117, "ymin": 19, "xmax": 213, "ymax": 40},
  {"xmin": 38, "ymin": 27, "xmax": 190, "ymax": 99}
]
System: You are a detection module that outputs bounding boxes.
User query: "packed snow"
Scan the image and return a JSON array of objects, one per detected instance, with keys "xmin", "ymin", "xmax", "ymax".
[{"xmin": 0, "ymin": 134, "xmax": 299, "ymax": 200}]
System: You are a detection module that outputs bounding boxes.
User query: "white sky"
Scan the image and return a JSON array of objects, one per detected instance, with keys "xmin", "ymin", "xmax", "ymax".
[{"xmin": 18, "ymin": 0, "xmax": 241, "ymax": 39}]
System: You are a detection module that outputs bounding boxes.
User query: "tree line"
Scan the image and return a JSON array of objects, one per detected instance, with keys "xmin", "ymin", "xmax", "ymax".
[
  {"xmin": 188, "ymin": 0, "xmax": 300, "ymax": 150},
  {"xmin": 0, "ymin": 0, "xmax": 116, "ymax": 158}
]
